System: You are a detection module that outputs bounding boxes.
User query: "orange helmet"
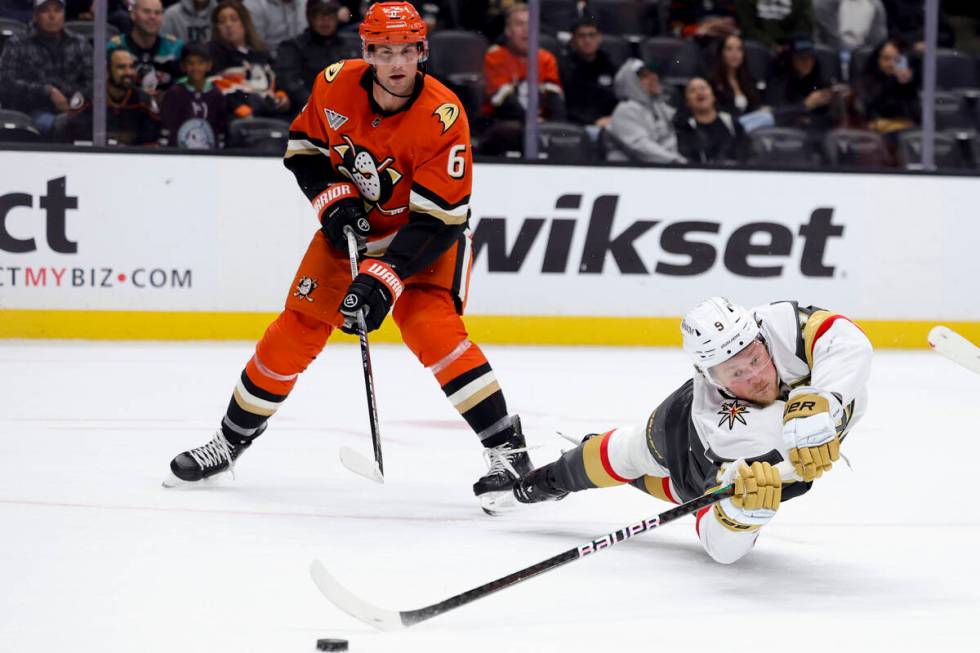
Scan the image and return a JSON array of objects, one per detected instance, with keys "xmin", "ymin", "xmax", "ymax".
[{"xmin": 359, "ymin": 2, "xmax": 428, "ymax": 45}]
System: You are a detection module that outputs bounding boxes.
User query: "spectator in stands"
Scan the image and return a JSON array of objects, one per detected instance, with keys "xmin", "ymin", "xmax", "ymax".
[
  {"xmin": 160, "ymin": 41, "xmax": 227, "ymax": 148},
  {"xmin": 735, "ymin": 0, "xmax": 815, "ymax": 50},
  {"xmin": 882, "ymin": 0, "xmax": 953, "ymax": 52},
  {"xmin": 480, "ymin": 2, "xmax": 565, "ymax": 155},
  {"xmin": 813, "ymin": 0, "xmax": 887, "ymax": 51},
  {"xmin": 766, "ymin": 35, "xmax": 837, "ymax": 131},
  {"xmin": 856, "ymin": 38, "xmax": 917, "ymax": 133},
  {"xmin": 108, "ymin": 0, "xmax": 183, "ymax": 97},
  {"xmin": 209, "ymin": 0, "xmax": 290, "ymax": 119},
  {"xmin": 162, "ymin": 0, "xmax": 216, "ymax": 44},
  {"xmin": 243, "ymin": 0, "xmax": 305, "ymax": 53},
  {"xmin": 274, "ymin": 0, "xmax": 347, "ymax": 113},
  {"xmin": 605, "ymin": 59, "xmax": 685, "ymax": 164},
  {"xmin": 0, "ymin": 0, "xmax": 92, "ymax": 139},
  {"xmin": 484, "ymin": 5, "xmax": 564, "ymax": 116},
  {"xmin": 558, "ymin": 16, "xmax": 617, "ymax": 129},
  {"xmin": 668, "ymin": 0, "xmax": 738, "ymax": 41},
  {"xmin": 66, "ymin": 48, "xmax": 161, "ymax": 145},
  {"xmin": 707, "ymin": 34, "xmax": 766, "ymax": 116},
  {"xmin": 675, "ymin": 76, "xmax": 748, "ymax": 163}
]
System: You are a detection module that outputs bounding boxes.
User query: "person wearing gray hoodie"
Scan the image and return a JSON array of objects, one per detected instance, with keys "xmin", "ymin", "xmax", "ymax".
[
  {"xmin": 605, "ymin": 58, "xmax": 686, "ymax": 164},
  {"xmin": 162, "ymin": 0, "xmax": 215, "ymax": 43}
]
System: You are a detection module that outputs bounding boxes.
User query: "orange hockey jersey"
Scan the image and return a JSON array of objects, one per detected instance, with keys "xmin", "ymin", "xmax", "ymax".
[
  {"xmin": 482, "ymin": 44, "xmax": 563, "ymax": 116},
  {"xmin": 284, "ymin": 59, "xmax": 472, "ymax": 275}
]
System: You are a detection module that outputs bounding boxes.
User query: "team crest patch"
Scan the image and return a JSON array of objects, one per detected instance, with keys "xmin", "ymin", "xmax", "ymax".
[
  {"xmin": 333, "ymin": 135, "xmax": 406, "ymax": 215},
  {"xmin": 324, "ymin": 61, "xmax": 344, "ymax": 83},
  {"xmin": 433, "ymin": 103, "xmax": 460, "ymax": 133},
  {"xmin": 717, "ymin": 399, "xmax": 750, "ymax": 429},
  {"xmin": 325, "ymin": 108, "xmax": 349, "ymax": 131},
  {"xmin": 293, "ymin": 276, "xmax": 318, "ymax": 302}
]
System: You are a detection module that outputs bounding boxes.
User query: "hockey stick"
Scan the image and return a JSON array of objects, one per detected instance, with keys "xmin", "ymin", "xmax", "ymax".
[
  {"xmin": 338, "ymin": 227, "xmax": 384, "ymax": 484},
  {"xmin": 311, "ymin": 461, "xmax": 798, "ymax": 631},
  {"xmin": 928, "ymin": 325, "xmax": 980, "ymax": 375}
]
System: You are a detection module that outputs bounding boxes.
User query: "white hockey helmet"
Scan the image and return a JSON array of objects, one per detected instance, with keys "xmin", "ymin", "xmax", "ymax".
[{"xmin": 680, "ymin": 297, "xmax": 760, "ymax": 373}]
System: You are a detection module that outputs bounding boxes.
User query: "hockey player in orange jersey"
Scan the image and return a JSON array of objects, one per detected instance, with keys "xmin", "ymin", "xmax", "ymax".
[{"xmin": 164, "ymin": 2, "xmax": 532, "ymax": 514}]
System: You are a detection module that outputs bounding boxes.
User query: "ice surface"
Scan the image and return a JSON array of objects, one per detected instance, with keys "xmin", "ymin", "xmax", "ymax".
[{"xmin": 1, "ymin": 340, "xmax": 977, "ymax": 652}]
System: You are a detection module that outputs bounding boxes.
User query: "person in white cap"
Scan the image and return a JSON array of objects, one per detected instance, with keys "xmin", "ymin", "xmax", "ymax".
[{"xmin": 512, "ymin": 297, "xmax": 873, "ymax": 564}]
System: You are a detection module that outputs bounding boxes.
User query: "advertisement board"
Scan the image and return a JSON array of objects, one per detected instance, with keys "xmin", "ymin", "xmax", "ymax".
[{"xmin": 1, "ymin": 149, "xmax": 978, "ymax": 346}]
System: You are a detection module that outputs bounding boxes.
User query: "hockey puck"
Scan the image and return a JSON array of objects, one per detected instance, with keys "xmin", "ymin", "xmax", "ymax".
[{"xmin": 316, "ymin": 638, "xmax": 348, "ymax": 651}]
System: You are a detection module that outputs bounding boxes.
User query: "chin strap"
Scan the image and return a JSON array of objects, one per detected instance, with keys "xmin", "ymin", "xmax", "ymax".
[{"xmin": 370, "ymin": 67, "xmax": 417, "ymax": 98}]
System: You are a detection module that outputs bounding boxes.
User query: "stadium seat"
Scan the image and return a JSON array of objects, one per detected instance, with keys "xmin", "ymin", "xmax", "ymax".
[
  {"xmin": 599, "ymin": 34, "xmax": 633, "ymax": 70},
  {"xmin": 748, "ymin": 127, "xmax": 817, "ymax": 166},
  {"xmin": 427, "ymin": 30, "xmax": 488, "ymax": 84},
  {"xmin": 848, "ymin": 45, "xmax": 875, "ymax": 82},
  {"xmin": 823, "ymin": 128, "xmax": 890, "ymax": 167},
  {"xmin": 932, "ymin": 91, "xmax": 974, "ymax": 131},
  {"xmin": 812, "ymin": 43, "xmax": 841, "ymax": 82},
  {"xmin": 638, "ymin": 37, "xmax": 701, "ymax": 86},
  {"xmin": 536, "ymin": 121, "xmax": 592, "ymax": 162},
  {"xmin": 0, "ymin": 109, "xmax": 41, "ymax": 142},
  {"xmin": 742, "ymin": 40, "xmax": 773, "ymax": 89},
  {"xmin": 0, "ymin": 17, "xmax": 28, "ymax": 56},
  {"xmin": 588, "ymin": 0, "xmax": 648, "ymax": 39},
  {"xmin": 336, "ymin": 31, "xmax": 363, "ymax": 60},
  {"xmin": 896, "ymin": 131, "xmax": 967, "ymax": 170},
  {"xmin": 64, "ymin": 21, "xmax": 120, "ymax": 43},
  {"xmin": 538, "ymin": 32, "xmax": 561, "ymax": 57},
  {"xmin": 227, "ymin": 117, "xmax": 290, "ymax": 153},
  {"xmin": 539, "ymin": 0, "xmax": 583, "ymax": 35},
  {"xmin": 935, "ymin": 49, "xmax": 978, "ymax": 90}
]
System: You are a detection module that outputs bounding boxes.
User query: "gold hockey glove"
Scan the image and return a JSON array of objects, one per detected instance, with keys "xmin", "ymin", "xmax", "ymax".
[{"xmin": 782, "ymin": 387, "xmax": 843, "ymax": 482}]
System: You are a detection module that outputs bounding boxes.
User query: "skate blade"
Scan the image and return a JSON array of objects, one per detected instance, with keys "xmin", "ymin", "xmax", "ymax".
[
  {"xmin": 479, "ymin": 490, "xmax": 518, "ymax": 516},
  {"xmin": 161, "ymin": 471, "xmax": 228, "ymax": 489}
]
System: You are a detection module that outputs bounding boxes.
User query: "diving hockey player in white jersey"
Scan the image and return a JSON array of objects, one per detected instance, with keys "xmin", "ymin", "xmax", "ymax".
[{"xmin": 512, "ymin": 296, "xmax": 873, "ymax": 563}]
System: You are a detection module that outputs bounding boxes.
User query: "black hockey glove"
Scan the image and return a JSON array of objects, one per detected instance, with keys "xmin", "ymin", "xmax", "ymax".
[
  {"xmin": 310, "ymin": 182, "xmax": 371, "ymax": 251},
  {"xmin": 339, "ymin": 259, "xmax": 404, "ymax": 334}
]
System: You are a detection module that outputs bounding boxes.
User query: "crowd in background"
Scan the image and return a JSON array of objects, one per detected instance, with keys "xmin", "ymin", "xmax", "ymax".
[{"xmin": 0, "ymin": 0, "xmax": 979, "ymax": 169}]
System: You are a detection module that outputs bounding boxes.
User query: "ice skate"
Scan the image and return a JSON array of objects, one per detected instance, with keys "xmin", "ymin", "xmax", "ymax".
[
  {"xmin": 162, "ymin": 429, "xmax": 252, "ymax": 487},
  {"xmin": 473, "ymin": 417, "xmax": 533, "ymax": 515}
]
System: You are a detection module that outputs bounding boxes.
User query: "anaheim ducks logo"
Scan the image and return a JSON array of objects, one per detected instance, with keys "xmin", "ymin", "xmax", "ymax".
[
  {"xmin": 717, "ymin": 399, "xmax": 750, "ymax": 430},
  {"xmin": 433, "ymin": 103, "xmax": 460, "ymax": 134},
  {"xmin": 324, "ymin": 61, "xmax": 344, "ymax": 83},
  {"xmin": 333, "ymin": 135, "xmax": 406, "ymax": 215}
]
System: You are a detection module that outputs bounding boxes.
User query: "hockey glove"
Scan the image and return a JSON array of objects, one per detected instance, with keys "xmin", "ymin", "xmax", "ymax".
[
  {"xmin": 782, "ymin": 387, "xmax": 842, "ymax": 482},
  {"xmin": 311, "ymin": 182, "xmax": 371, "ymax": 252},
  {"xmin": 339, "ymin": 259, "xmax": 404, "ymax": 334},
  {"xmin": 713, "ymin": 460, "xmax": 782, "ymax": 533}
]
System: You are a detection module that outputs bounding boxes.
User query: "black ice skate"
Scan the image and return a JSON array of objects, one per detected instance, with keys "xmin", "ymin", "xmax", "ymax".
[
  {"xmin": 473, "ymin": 417, "xmax": 533, "ymax": 515},
  {"xmin": 162, "ymin": 429, "xmax": 252, "ymax": 487},
  {"xmin": 513, "ymin": 464, "xmax": 569, "ymax": 504}
]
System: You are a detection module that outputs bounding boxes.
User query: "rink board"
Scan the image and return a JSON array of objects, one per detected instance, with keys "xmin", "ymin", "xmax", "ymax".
[{"xmin": 1, "ymin": 148, "xmax": 978, "ymax": 346}]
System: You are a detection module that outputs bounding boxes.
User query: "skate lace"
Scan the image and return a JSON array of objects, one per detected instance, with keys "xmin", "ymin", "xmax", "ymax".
[
  {"xmin": 482, "ymin": 442, "xmax": 530, "ymax": 479},
  {"xmin": 188, "ymin": 431, "xmax": 237, "ymax": 477}
]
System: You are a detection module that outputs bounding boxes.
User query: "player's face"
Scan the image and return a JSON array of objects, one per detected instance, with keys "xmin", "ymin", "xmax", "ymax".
[
  {"xmin": 369, "ymin": 44, "xmax": 421, "ymax": 95},
  {"xmin": 709, "ymin": 339, "xmax": 780, "ymax": 405}
]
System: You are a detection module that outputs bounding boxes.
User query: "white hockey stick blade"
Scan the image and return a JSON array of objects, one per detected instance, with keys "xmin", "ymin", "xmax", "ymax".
[
  {"xmin": 338, "ymin": 446, "xmax": 384, "ymax": 484},
  {"xmin": 310, "ymin": 559, "xmax": 405, "ymax": 632},
  {"xmin": 928, "ymin": 326, "xmax": 980, "ymax": 375}
]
